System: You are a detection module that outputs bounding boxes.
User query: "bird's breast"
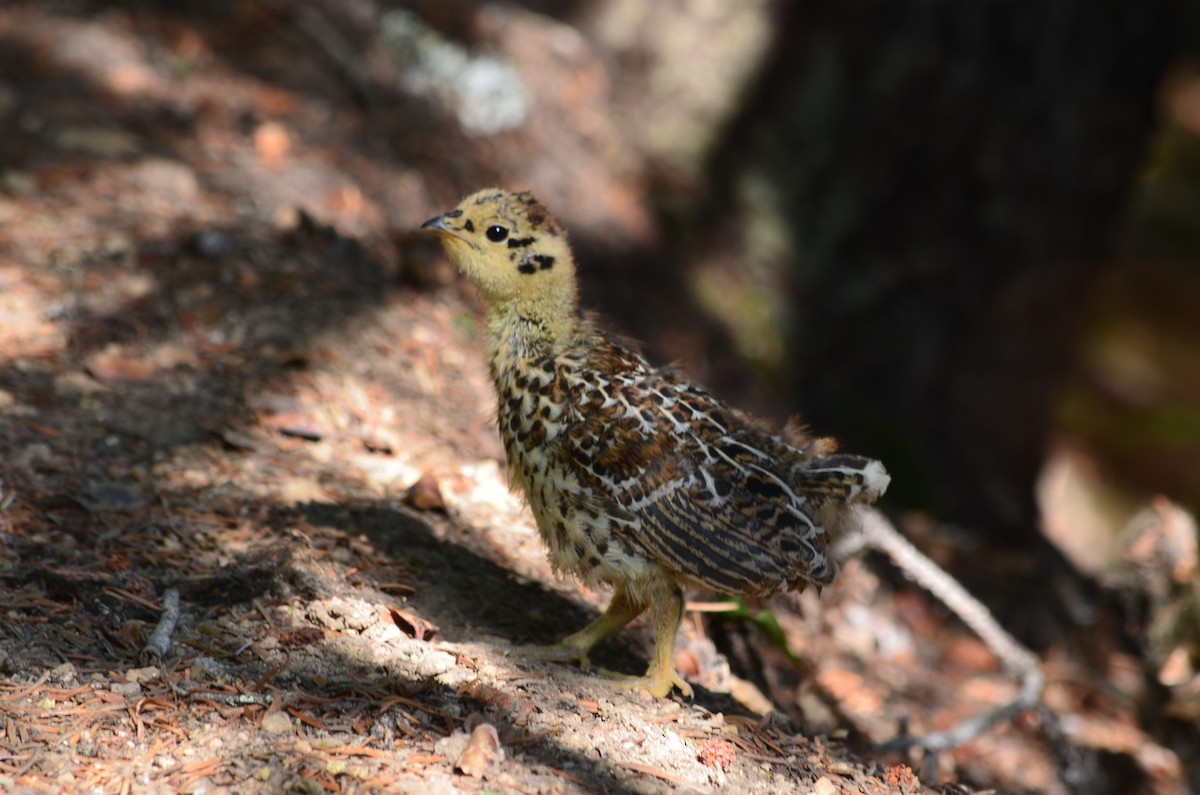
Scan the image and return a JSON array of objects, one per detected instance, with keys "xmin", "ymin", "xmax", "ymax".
[{"xmin": 493, "ymin": 357, "xmax": 661, "ymax": 589}]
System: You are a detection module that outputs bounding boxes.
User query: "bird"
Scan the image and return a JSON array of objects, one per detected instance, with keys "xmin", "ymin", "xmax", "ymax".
[{"xmin": 422, "ymin": 188, "xmax": 889, "ymax": 697}]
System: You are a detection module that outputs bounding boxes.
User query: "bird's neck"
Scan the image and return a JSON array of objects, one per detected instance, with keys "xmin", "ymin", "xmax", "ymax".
[{"xmin": 484, "ymin": 293, "xmax": 579, "ymax": 375}]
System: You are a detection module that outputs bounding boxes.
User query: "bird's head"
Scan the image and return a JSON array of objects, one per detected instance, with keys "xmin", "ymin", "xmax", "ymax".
[{"xmin": 422, "ymin": 189, "xmax": 578, "ymax": 326}]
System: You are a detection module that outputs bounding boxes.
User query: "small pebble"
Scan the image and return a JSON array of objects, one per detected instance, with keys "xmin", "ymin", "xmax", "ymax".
[
  {"xmin": 111, "ymin": 681, "xmax": 142, "ymax": 698},
  {"xmin": 84, "ymin": 482, "xmax": 146, "ymax": 511},
  {"xmin": 811, "ymin": 775, "xmax": 838, "ymax": 795},
  {"xmin": 416, "ymin": 650, "xmax": 456, "ymax": 677},
  {"xmin": 260, "ymin": 711, "xmax": 293, "ymax": 735}
]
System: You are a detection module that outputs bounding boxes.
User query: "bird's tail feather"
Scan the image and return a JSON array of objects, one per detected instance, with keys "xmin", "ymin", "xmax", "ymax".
[{"xmin": 792, "ymin": 454, "xmax": 890, "ymax": 504}]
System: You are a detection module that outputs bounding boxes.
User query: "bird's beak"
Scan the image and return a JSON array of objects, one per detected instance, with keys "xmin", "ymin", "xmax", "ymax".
[
  {"xmin": 421, "ymin": 215, "xmax": 450, "ymax": 233},
  {"xmin": 421, "ymin": 213, "xmax": 476, "ymax": 250}
]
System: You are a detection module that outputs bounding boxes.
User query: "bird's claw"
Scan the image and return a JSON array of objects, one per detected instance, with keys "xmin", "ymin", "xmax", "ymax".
[
  {"xmin": 503, "ymin": 644, "xmax": 692, "ymax": 698},
  {"xmin": 503, "ymin": 642, "xmax": 591, "ymax": 671},
  {"xmin": 583, "ymin": 667, "xmax": 693, "ymax": 699}
]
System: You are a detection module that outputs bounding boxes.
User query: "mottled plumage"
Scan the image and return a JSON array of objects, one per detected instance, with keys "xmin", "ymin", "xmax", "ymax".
[{"xmin": 423, "ymin": 189, "xmax": 889, "ymax": 697}]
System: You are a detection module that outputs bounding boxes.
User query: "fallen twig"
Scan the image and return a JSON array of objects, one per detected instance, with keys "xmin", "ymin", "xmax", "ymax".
[
  {"xmin": 166, "ymin": 678, "xmax": 283, "ymax": 708},
  {"xmin": 0, "ymin": 670, "xmax": 52, "ymax": 703},
  {"xmin": 835, "ymin": 510, "xmax": 1045, "ymax": 753},
  {"xmin": 142, "ymin": 587, "xmax": 181, "ymax": 661},
  {"xmin": 621, "ymin": 762, "xmax": 686, "ymax": 786}
]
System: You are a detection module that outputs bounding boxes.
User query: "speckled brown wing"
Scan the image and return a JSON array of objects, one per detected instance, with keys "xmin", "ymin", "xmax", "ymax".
[
  {"xmin": 627, "ymin": 427, "xmax": 837, "ymax": 596},
  {"xmin": 558, "ymin": 338, "xmax": 836, "ymax": 597}
]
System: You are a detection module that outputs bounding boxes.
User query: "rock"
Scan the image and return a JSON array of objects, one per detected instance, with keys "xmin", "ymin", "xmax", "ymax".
[
  {"xmin": 84, "ymin": 482, "xmax": 146, "ymax": 511},
  {"xmin": 260, "ymin": 711, "xmax": 293, "ymax": 735},
  {"xmin": 454, "ymin": 723, "xmax": 503, "ymax": 777},
  {"xmin": 812, "ymin": 775, "xmax": 838, "ymax": 795},
  {"xmin": 416, "ymin": 650, "xmax": 456, "ymax": 677},
  {"xmin": 307, "ymin": 597, "xmax": 379, "ymax": 633},
  {"xmin": 111, "ymin": 681, "xmax": 142, "ymax": 698},
  {"xmin": 123, "ymin": 666, "xmax": 159, "ymax": 684}
]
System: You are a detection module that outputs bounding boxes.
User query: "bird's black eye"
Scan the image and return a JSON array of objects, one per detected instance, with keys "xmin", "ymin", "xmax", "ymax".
[{"xmin": 485, "ymin": 225, "xmax": 509, "ymax": 243}]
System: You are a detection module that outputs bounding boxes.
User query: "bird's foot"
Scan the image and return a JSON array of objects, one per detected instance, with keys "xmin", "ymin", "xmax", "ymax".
[
  {"xmin": 585, "ymin": 665, "xmax": 693, "ymax": 699},
  {"xmin": 503, "ymin": 645, "xmax": 692, "ymax": 698},
  {"xmin": 503, "ymin": 641, "xmax": 591, "ymax": 671}
]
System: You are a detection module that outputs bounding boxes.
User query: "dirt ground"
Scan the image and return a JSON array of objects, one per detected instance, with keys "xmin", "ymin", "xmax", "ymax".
[{"xmin": 1, "ymin": 3, "xmax": 1196, "ymax": 794}]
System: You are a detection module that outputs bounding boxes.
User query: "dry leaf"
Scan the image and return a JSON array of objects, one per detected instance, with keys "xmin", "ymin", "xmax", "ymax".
[
  {"xmin": 455, "ymin": 723, "xmax": 502, "ymax": 777},
  {"xmin": 404, "ymin": 474, "xmax": 446, "ymax": 512},
  {"xmin": 388, "ymin": 607, "xmax": 438, "ymax": 641}
]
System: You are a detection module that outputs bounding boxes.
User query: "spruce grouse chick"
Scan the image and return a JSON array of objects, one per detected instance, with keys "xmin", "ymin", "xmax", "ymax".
[{"xmin": 423, "ymin": 189, "xmax": 890, "ymax": 698}]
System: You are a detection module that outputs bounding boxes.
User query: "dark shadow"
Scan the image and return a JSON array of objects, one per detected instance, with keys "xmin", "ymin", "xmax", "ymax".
[
  {"xmin": 0, "ymin": 35, "xmax": 191, "ymax": 172},
  {"xmin": 700, "ymin": 0, "xmax": 1179, "ymax": 538},
  {"xmin": 298, "ymin": 501, "xmax": 608, "ymax": 651},
  {"xmin": 0, "ymin": 489, "xmax": 760, "ymax": 794}
]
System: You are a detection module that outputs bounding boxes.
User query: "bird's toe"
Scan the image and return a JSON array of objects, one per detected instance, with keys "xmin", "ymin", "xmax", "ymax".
[
  {"xmin": 504, "ymin": 641, "xmax": 591, "ymax": 671},
  {"xmin": 584, "ymin": 667, "xmax": 693, "ymax": 699}
]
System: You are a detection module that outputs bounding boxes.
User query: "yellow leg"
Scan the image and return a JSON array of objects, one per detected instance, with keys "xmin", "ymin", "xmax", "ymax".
[
  {"xmin": 508, "ymin": 584, "xmax": 693, "ymax": 698},
  {"xmin": 646, "ymin": 585, "xmax": 692, "ymax": 697},
  {"xmin": 507, "ymin": 585, "xmax": 644, "ymax": 670},
  {"xmin": 583, "ymin": 585, "xmax": 692, "ymax": 698}
]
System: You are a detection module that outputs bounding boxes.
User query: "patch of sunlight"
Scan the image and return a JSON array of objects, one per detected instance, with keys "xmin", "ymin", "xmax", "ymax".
[
  {"xmin": 1037, "ymin": 442, "xmax": 1139, "ymax": 578},
  {"xmin": 595, "ymin": 0, "xmax": 774, "ymax": 177},
  {"xmin": 690, "ymin": 267, "xmax": 786, "ymax": 373}
]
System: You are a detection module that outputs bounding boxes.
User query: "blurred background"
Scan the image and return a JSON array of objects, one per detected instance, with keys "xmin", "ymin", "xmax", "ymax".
[
  {"xmin": 3, "ymin": 0, "xmax": 1200, "ymax": 791},
  {"xmin": 316, "ymin": 0, "xmax": 1198, "ymax": 567},
  {"xmin": 4, "ymin": 0, "xmax": 1198, "ymax": 558}
]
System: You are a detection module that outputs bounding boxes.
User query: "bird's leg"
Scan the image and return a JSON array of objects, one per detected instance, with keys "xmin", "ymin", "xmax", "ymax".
[
  {"xmin": 506, "ymin": 585, "xmax": 644, "ymax": 670},
  {"xmin": 590, "ymin": 584, "xmax": 693, "ymax": 698}
]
